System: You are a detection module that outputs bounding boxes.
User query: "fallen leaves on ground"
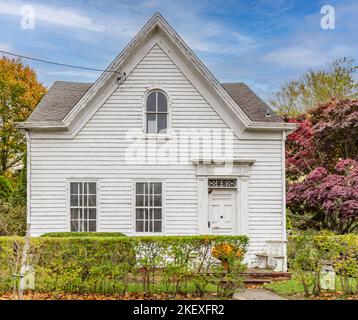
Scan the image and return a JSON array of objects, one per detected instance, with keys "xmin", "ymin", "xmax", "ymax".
[{"xmin": 0, "ymin": 291, "xmax": 220, "ymax": 300}]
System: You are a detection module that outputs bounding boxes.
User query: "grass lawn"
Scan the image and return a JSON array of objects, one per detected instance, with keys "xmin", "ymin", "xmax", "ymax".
[{"xmin": 264, "ymin": 277, "xmax": 358, "ymax": 300}]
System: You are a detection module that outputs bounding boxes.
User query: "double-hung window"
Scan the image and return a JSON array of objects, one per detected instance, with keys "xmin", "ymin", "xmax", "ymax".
[
  {"xmin": 70, "ymin": 181, "xmax": 97, "ymax": 232},
  {"xmin": 135, "ymin": 182, "xmax": 162, "ymax": 232},
  {"xmin": 146, "ymin": 90, "xmax": 168, "ymax": 134}
]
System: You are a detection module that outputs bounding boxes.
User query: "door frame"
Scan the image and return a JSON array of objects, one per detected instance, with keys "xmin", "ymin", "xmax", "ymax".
[{"xmin": 193, "ymin": 159, "xmax": 254, "ymax": 236}]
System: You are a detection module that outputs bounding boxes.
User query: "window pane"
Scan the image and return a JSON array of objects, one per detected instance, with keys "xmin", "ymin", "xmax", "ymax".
[
  {"xmin": 154, "ymin": 221, "xmax": 162, "ymax": 232},
  {"xmin": 70, "ymin": 182, "xmax": 79, "ymax": 195},
  {"xmin": 136, "ymin": 183, "xmax": 144, "ymax": 195},
  {"xmin": 154, "ymin": 195, "xmax": 162, "ymax": 207},
  {"xmin": 136, "ymin": 220, "xmax": 144, "ymax": 232},
  {"xmin": 88, "ymin": 195, "xmax": 96, "ymax": 207},
  {"xmin": 157, "ymin": 114, "xmax": 167, "ymax": 134},
  {"xmin": 70, "ymin": 195, "xmax": 79, "ymax": 207},
  {"xmin": 88, "ymin": 208, "xmax": 96, "ymax": 219},
  {"xmin": 89, "ymin": 221, "xmax": 96, "ymax": 232},
  {"xmin": 71, "ymin": 208, "xmax": 79, "ymax": 220},
  {"xmin": 146, "ymin": 113, "xmax": 156, "ymax": 133},
  {"xmin": 83, "ymin": 209, "xmax": 88, "ymax": 219},
  {"xmin": 136, "ymin": 209, "xmax": 144, "ymax": 219},
  {"xmin": 146, "ymin": 92, "xmax": 156, "ymax": 112},
  {"xmin": 153, "ymin": 208, "xmax": 161, "ymax": 219},
  {"xmin": 151, "ymin": 183, "xmax": 162, "ymax": 195},
  {"xmin": 88, "ymin": 182, "xmax": 96, "ymax": 194},
  {"xmin": 136, "ymin": 195, "xmax": 144, "ymax": 207},
  {"xmin": 71, "ymin": 221, "xmax": 79, "ymax": 232},
  {"xmin": 157, "ymin": 92, "xmax": 167, "ymax": 112}
]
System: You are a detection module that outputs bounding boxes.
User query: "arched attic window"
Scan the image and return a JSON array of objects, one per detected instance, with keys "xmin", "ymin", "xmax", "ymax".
[{"xmin": 145, "ymin": 90, "xmax": 168, "ymax": 134}]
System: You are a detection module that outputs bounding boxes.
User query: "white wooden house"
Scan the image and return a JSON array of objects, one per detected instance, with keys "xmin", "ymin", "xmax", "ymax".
[{"xmin": 18, "ymin": 13, "xmax": 296, "ymax": 270}]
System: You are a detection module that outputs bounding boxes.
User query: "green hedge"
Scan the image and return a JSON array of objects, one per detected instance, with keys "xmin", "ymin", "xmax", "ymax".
[
  {"xmin": 0, "ymin": 235, "xmax": 248, "ymax": 297},
  {"xmin": 288, "ymin": 233, "xmax": 358, "ymax": 296},
  {"xmin": 41, "ymin": 232, "xmax": 126, "ymax": 237}
]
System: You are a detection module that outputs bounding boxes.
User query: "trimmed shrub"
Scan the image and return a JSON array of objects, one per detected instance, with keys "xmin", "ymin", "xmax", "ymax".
[
  {"xmin": 0, "ymin": 235, "xmax": 248, "ymax": 297},
  {"xmin": 288, "ymin": 232, "xmax": 358, "ymax": 296},
  {"xmin": 42, "ymin": 232, "xmax": 126, "ymax": 237},
  {"xmin": 0, "ymin": 202, "xmax": 26, "ymax": 236}
]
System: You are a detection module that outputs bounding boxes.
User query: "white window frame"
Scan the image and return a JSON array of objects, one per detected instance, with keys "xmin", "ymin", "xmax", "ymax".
[
  {"xmin": 132, "ymin": 179, "xmax": 165, "ymax": 235},
  {"xmin": 66, "ymin": 178, "xmax": 100, "ymax": 232},
  {"xmin": 142, "ymin": 88, "xmax": 171, "ymax": 137}
]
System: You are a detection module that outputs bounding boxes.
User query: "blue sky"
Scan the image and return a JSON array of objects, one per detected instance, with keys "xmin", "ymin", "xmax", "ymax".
[{"xmin": 0, "ymin": 0, "xmax": 357, "ymax": 102}]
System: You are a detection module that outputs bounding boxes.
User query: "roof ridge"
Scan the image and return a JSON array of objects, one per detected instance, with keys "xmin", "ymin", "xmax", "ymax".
[{"xmin": 53, "ymin": 80, "xmax": 93, "ymax": 85}]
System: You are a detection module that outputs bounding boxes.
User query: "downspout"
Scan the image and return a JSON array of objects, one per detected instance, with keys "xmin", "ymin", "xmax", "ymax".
[{"xmin": 26, "ymin": 130, "xmax": 31, "ymax": 230}]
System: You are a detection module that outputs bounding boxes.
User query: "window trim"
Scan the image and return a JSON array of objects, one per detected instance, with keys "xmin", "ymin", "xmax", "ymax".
[
  {"xmin": 132, "ymin": 179, "xmax": 166, "ymax": 235},
  {"xmin": 66, "ymin": 178, "xmax": 100, "ymax": 232},
  {"xmin": 143, "ymin": 88, "xmax": 171, "ymax": 136}
]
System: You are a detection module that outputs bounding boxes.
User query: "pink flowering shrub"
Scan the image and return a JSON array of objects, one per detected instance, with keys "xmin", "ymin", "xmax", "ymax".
[{"xmin": 287, "ymin": 159, "xmax": 358, "ymax": 233}]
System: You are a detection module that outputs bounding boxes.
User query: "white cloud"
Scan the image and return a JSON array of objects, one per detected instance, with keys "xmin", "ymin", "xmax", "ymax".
[
  {"xmin": 0, "ymin": 43, "xmax": 13, "ymax": 51},
  {"xmin": 0, "ymin": 1, "xmax": 106, "ymax": 31},
  {"xmin": 264, "ymin": 44, "xmax": 352, "ymax": 69}
]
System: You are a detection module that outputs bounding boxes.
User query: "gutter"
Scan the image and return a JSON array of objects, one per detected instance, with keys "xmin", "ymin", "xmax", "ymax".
[
  {"xmin": 15, "ymin": 121, "xmax": 68, "ymax": 131},
  {"xmin": 246, "ymin": 121, "xmax": 298, "ymax": 132}
]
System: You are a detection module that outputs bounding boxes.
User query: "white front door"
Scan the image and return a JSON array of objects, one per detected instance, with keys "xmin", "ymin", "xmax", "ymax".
[{"xmin": 208, "ymin": 189, "xmax": 236, "ymax": 234}]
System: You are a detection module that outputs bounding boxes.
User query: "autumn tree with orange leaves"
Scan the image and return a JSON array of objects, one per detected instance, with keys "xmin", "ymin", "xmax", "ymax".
[{"xmin": 0, "ymin": 57, "xmax": 46, "ymax": 174}]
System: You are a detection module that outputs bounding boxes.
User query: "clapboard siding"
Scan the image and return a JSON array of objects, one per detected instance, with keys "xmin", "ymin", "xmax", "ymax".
[{"xmin": 29, "ymin": 45, "xmax": 284, "ymax": 265}]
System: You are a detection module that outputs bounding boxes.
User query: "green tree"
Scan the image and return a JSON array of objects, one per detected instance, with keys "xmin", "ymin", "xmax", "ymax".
[
  {"xmin": 271, "ymin": 57, "xmax": 358, "ymax": 117},
  {"xmin": 0, "ymin": 56, "xmax": 46, "ymax": 174}
]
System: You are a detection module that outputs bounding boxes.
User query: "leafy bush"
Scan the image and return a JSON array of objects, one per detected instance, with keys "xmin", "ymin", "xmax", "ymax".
[
  {"xmin": 288, "ymin": 232, "xmax": 358, "ymax": 296},
  {"xmin": 42, "ymin": 232, "xmax": 126, "ymax": 237},
  {"xmin": 0, "ymin": 176, "xmax": 13, "ymax": 201},
  {"xmin": 0, "ymin": 170, "xmax": 27, "ymax": 236},
  {"xmin": 9, "ymin": 167, "xmax": 27, "ymax": 207},
  {"xmin": 0, "ymin": 235, "xmax": 248, "ymax": 297},
  {"xmin": 0, "ymin": 201, "xmax": 26, "ymax": 236}
]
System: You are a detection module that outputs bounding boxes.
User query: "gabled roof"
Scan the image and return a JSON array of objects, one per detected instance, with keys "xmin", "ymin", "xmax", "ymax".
[
  {"xmin": 18, "ymin": 13, "xmax": 296, "ymax": 133},
  {"xmin": 25, "ymin": 81, "xmax": 283, "ymax": 124},
  {"xmin": 26, "ymin": 81, "xmax": 92, "ymax": 123},
  {"xmin": 222, "ymin": 83, "xmax": 283, "ymax": 123}
]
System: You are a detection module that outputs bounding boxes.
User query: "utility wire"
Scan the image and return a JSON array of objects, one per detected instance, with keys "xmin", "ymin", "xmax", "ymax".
[{"xmin": 0, "ymin": 50, "xmax": 123, "ymax": 76}]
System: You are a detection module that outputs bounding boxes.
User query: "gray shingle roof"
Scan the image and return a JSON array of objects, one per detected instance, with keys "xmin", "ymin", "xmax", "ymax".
[
  {"xmin": 25, "ymin": 81, "xmax": 283, "ymax": 123},
  {"xmin": 26, "ymin": 81, "xmax": 92, "ymax": 122},
  {"xmin": 221, "ymin": 83, "xmax": 283, "ymax": 123}
]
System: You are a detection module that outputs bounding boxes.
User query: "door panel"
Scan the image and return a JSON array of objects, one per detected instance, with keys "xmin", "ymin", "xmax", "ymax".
[{"xmin": 209, "ymin": 190, "xmax": 236, "ymax": 234}]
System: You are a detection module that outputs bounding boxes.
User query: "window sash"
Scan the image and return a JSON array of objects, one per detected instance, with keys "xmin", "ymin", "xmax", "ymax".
[
  {"xmin": 70, "ymin": 182, "xmax": 97, "ymax": 232},
  {"xmin": 145, "ymin": 91, "xmax": 168, "ymax": 134},
  {"xmin": 135, "ymin": 182, "xmax": 162, "ymax": 232}
]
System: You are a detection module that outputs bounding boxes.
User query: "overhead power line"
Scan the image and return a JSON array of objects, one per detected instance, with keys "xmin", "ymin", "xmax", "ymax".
[{"xmin": 0, "ymin": 50, "xmax": 123, "ymax": 76}]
